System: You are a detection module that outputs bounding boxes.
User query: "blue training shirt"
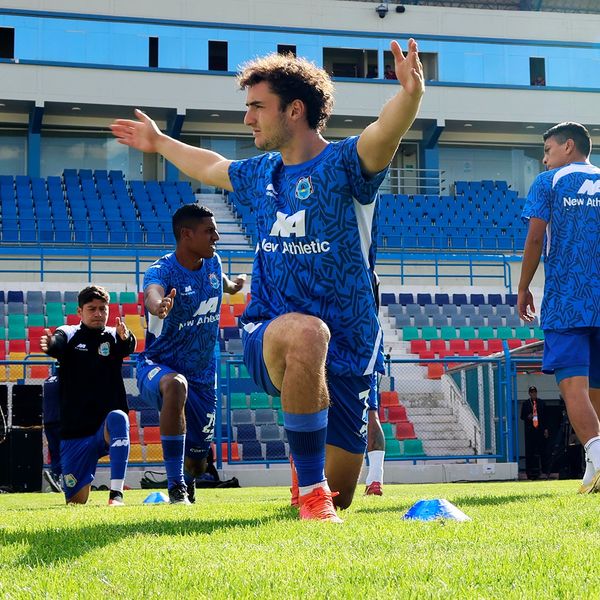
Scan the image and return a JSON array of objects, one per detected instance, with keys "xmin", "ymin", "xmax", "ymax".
[
  {"xmin": 229, "ymin": 136, "xmax": 387, "ymax": 376},
  {"xmin": 139, "ymin": 252, "xmax": 222, "ymax": 385},
  {"xmin": 522, "ymin": 161, "xmax": 600, "ymax": 329}
]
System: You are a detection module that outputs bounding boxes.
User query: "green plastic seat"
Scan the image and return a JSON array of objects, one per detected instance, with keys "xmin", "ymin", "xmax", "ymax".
[
  {"xmin": 478, "ymin": 326, "xmax": 494, "ymax": 339},
  {"xmin": 385, "ymin": 439, "xmax": 402, "ymax": 458},
  {"xmin": 119, "ymin": 291, "xmax": 137, "ymax": 304},
  {"xmin": 0, "ymin": 326, "xmax": 5, "ymax": 340},
  {"xmin": 459, "ymin": 326, "xmax": 476, "ymax": 340},
  {"xmin": 46, "ymin": 313, "xmax": 65, "ymax": 328},
  {"xmin": 238, "ymin": 364, "xmax": 251, "ymax": 379},
  {"xmin": 109, "ymin": 291, "xmax": 118, "ymax": 304},
  {"xmin": 403, "ymin": 438, "xmax": 426, "ymax": 456},
  {"xmin": 382, "ymin": 422, "xmax": 395, "ymax": 440},
  {"xmin": 27, "ymin": 313, "xmax": 46, "ymax": 327},
  {"xmin": 229, "ymin": 392, "xmax": 247, "ymax": 409},
  {"xmin": 8, "ymin": 315, "xmax": 26, "ymax": 339},
  {"xmin": 250, "ymin": 392, "xmax": 271, "ymax": 409},
  {"xmin": 271, "ymin": 396, "xmax": 281, "ymax": 409},
  {"xmin": 496, "ymin": 326, "xmax": 513, "ymax": 340},
  {"xmin": 277, "ymin": 409, "xmax": 284, "ymax": 426},
  {"xmin": 421, "ymin": 326, "xmax": 439, "ymax": 341},
  {"xmin": 441, "ymin": 326, "xmax": 457, "ymax": 340},
  {"xmin": 64, "ymin": 302, "xmax": 78, "ymax": 315},
  {"xmin": 533, "ymin": 327, "xmax": 545, "ymax": 340},
  {"xmin": 515, "ymin": 326, "xmax": 532, "ymax": 340},
  {"xmin": 402, "ymin": 327, "xmax": 420, "ymax": 341}
]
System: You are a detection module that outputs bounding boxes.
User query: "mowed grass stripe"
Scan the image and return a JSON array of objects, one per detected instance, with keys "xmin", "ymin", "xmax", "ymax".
[{"xmin": 0, "ymin": 481, "xmax": 599, "ymax": 599}]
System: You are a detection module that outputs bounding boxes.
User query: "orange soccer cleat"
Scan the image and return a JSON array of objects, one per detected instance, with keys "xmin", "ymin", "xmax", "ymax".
[{"xmin": 298, "ymin": 487, "xmax": 343, "ymax": 523}]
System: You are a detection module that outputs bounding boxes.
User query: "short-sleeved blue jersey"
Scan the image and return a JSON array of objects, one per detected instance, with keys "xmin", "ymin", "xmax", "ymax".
[
  {"xmin": 522, "ymin": 161, "xmax": 600, "ymax": 329},
  {"xmin": 138, "ymin": 252, "xmax": 222, "ymax": 385},
  {"xmin": 229, "ymin": 136, "xmax": 387, "ymax": 376}
]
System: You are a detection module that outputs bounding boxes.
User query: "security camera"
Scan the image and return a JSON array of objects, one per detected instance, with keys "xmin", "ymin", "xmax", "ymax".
[{"xmin": 375, "ymin": 3, "xmax": 389, "ymax": 18}]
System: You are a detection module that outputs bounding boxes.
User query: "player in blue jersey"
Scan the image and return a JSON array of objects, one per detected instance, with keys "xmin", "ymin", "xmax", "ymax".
[
  {"xmin": 137, "ymin": 204, "xmax": 246, "ymax": 504},
  {"xmin": 518, "ymin": 122, "xmax": 600, "ymax": 494},
  {"xmin": 111, "ymin": 39, "xmax": 423, "ymax": 521}
]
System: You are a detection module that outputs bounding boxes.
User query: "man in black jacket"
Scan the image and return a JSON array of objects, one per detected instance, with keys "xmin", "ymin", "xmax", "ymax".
[{"xmin": 40, "ymin": 285, "xmax": 136, "ymax": 505}]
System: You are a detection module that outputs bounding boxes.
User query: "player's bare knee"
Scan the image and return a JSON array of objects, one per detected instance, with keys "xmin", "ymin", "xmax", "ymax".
[
  {"xmin": 161, "ymin": 373, "xmax": 188, "ymax": 404},
  {"xmin": 286, "ymin": 316, "xmax": 330, "ymax": 362}
]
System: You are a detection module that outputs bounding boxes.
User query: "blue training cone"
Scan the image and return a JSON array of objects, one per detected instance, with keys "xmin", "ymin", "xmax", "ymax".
[
  {"xmin": 143, "ymin": 491, "xmax": 169, "ymax": 504},
  {"xmin": 403, "ymin": 498, "xmax": 470, "ymax": 522}
]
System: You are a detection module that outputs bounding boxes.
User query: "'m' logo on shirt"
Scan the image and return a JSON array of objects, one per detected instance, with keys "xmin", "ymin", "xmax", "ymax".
[
  {"xmin": 577, "ymin": 179, "xmax": 600, "ymax": 196},
  {"xmin": 269, "ymin": 210, "xmax": 306, "ymax": 237},
  {"xmin": 193, "ymin": 296, "xmax": 220, "ymax": 316}
]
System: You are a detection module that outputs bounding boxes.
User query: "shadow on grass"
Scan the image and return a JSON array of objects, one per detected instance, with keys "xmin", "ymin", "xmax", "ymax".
[{"xmin": 0, "ymin": 506, "xmax": 298, "ymax": 567}]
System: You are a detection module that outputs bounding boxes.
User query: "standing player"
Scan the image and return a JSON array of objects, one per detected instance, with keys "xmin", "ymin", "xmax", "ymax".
[
  {"xmin": 40, "ymin": 286, "xmax": 135, "ymax": 505},
  {"xmin": 518, "ymin": 122, "xmax": 600, "ymax": 493},
  {"xmin": 137, "ymin": 204, "xmax": 245, "ymax": 504},
  {"xmin": 111, "ymin": 39, "xmax": 424, "ymax": 521}
]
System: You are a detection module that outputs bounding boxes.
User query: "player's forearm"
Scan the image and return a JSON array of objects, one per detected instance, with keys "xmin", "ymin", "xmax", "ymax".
[
  {"xmin": 155, "ymin": 135, "xmax": 233, "ymax": 191},
  {"xmin": 518, "ymin": 235, "xmax": 544, "ymax": 291},
  {"xmin": 222, "ymin": 276, "xmax": 239, "ymax": 294},
  {"xmin": 358, "ymin": 87, "xmax": 423, "ymax": 174},
  {"xmin": 144, "ymin": 290, "xmax": 164, "ymax": 316}
]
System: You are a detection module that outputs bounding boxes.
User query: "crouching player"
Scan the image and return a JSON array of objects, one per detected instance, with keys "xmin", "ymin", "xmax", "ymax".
[{"xmin": 40, "ymin": 285, "xmax": 136, "ymax": 505}]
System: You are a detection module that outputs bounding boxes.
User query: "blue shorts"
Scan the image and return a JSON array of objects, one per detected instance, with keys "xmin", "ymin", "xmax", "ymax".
[
  {"xmin": 60, "ymin": 422, "xmax": 108, "ymax": 501},
  {"xmin": 242, "ymin": 319, "xmax": 376, "ymax": 454},
  {"xmin": 543, "ymin": 327, "xmax": 600, "ymax": 387},
  {"xmin": 137, "ymin": 361, "xmax": 217, "ymax": 459}
]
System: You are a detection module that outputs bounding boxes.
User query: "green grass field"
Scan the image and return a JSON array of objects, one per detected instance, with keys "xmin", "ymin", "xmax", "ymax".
[{"xmin": 0, "ymin": 480, "xmax": 598, "ymax": 599}]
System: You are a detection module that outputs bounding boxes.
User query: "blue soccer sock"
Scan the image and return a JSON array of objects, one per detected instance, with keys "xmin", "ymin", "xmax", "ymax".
[
  {"xmin": 106, "ymin": 410, "xmax": 130, "ymax": 493},
  {"xmin": 284, "ymin": 409, "xmax": 328, "ymax": 489},
  {"xmin": 161, "ymin": 434, "xmax": 186, "ymax": 490}
]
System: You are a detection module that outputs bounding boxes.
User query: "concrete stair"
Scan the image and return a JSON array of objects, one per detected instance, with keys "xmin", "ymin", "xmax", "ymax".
[{"xmin": 195, "ymin": 193, "xmax": 252, "ymax": 250}]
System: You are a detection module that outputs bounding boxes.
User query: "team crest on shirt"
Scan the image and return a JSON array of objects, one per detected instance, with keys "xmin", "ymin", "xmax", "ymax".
[
  {"xmin": 98, "ymin": 342, "xmax": 110, "ymax": 357},
  {"xmin": 209, "ymin": 272, "xmax": 220, "ymax": 289},
  {"xmin": 295, "ymin": 176, "xmax": 313, "ymax": 200},
  {"xmin": 63, "ymin": 473, "xmax": 77, "ymax": 488}
]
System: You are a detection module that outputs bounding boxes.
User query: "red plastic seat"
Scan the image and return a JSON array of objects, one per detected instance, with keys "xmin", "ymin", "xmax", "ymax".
[
  {"xmin": 129, "ymin": 427, "xmax": 140, "ymax": 444},
  {"xmin": 219, "ymin": 313, "xmax": 237, "ymax": 328},
  {"xmin": 121, "ymin": 303, "xmax": 139, "ymax": 315},
  {"xmin": 507, "ymin": 339, "xmax": 522, "ymax": 349},
  {"xmin": 449, "ymin": 339, "xmax": 466, "ymax": 354},
  {"xmin": 487, "ymin": 339, "xmax": 503, "ymax": 353},
  {"xmin": 66, "ymin": 314, "xmax": 79, "ymax": 325},
  {"xmin": 387, "ymin": 405, "xmax": 408, "ymax": 423},
  {"xmin": 427, "ymin": 363, "xmax": 444, "ymax": 379},
  {"xmin": 419, "ymin": 350, "xmax": 436, "ymax": 360},
  {"xmin": 395, "ymin": 421, "xmax": 417, "ymax": 440},
  {"xmin": 232, "ymin": 303, "xmax": 246, "ymax": 318},
  {"xmin": 222, "ymin": 442, "xmax": 240, "ymax": 461},
  {"xmin": 468, "ymin": 339, "xmax": 485, "ymax": 354},
  {"xmin": 8, "ymin": 339, "xmax": 26, "ymax": 353},
  {"xmin": 380, "ymin": 391, "xmax": 399, "ymax": 407},
  {"xmin": 142, "ymin": 426, "xmax": 161, "ymax": 445},
  {"xmin": 430, "ymin": 339, "xmax": 447, "ymax": 354},
  {"xmin": 410, "ymin": 339, "xmax": 427, "ymax": 354}
]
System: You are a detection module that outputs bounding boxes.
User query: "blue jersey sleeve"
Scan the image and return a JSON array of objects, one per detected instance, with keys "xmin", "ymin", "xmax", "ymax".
[
  {"xmin": 340, "ymin": 136, "xmax": 388, "ymax": 205},
  {"xmin": 522, "ymin": 172, "xmax": 551, "ymax": 224},
  {"xmin": 229, "ymin": 154, "xmax": 271, "ymax": 208},
  {"xmin": 143, "ymin": 260, "xmax": 171, "ymax": 292}
]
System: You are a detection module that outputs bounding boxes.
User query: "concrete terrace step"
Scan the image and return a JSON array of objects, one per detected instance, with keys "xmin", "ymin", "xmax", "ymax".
[
  {"xmin": 404, "ymin": 406, "xmax": 454, "ymax": 416},
  {"xmin": 410, "ymin": 414, "xmax": 460, "ymax": 426}
]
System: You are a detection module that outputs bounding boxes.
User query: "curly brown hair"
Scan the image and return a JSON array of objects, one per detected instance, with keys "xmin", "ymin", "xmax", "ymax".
[{"xmin": 238, "ymin": 53, "xmax": 334, "ymax": 132}]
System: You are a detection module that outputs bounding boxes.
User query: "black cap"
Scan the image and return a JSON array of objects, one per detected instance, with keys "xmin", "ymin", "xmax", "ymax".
[{"xmin": 528, "ymin": 386, "xmax": 537, "ymax": 392}]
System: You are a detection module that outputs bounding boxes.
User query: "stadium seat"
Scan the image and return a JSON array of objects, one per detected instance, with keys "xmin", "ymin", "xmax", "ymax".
[
  {"xmin": 422, "ymin": 326, "xmax": 439, "ymax": 341},
  {"xmin": 384, "ymin": 439, "xmax": 402, "ymax": 458},
  {"xmin": 254, "ymin": 409, "xmax": 277, "ymax": 425},
  {"xmin": 381, "ymin": 422, "xmax": 396, "ymax": 440},
  {"xmin": 497, "ymin": 326, "xmax": 513, "ymax": 340},
  {"xmin": 380, "ymin": 293, "xmax": 396, "ymax": 306},
  {"xmin": 231, "ymin": 409, "xmax": 253, "ymax": 426},
  {"xmin": 402, "ymin": 327, "xmax": 419, "ymax": 341},
  {"xmin": 142, "ymin": 426, "xmax": 161, "ymax": 444},
  {"xmin": 265, "ymin": 441, "xmax": 287, "ymax": 460},
  {"xmin": 380, "ymin": 391, "xmax": 399, "ymax": 407},
  {"xmin": 250, "ymin": 392, "xmax": 270, "ymax": 409},
  {"xmin": 235, "ymin": 424, "xmax": 258, "ymax": 442},
  {"xmin": 241, "ymin": 441, "xmax": 263, "ymax": 460},
  {"xmin": 487, "ymin": 339, "xmax": 503, "ymax": 353},
  {"xmin": 395, "ymin": 421, "xmax": 417, "ymax": 440},
  {"xmin": 488, "ymin": 293, "xmax": 503, "ymax": 306},
  {"xmin": 452, "ymin": 293, "xmax": 467, "ymax": 306},
  {"xmin": 229, "ymin": 392, "xmax": 247, "ymax": 409},
  {"xmin": 427, "ymin": 363, "xmax": 444, "ymax": 379},
  {"xmin": 403, "ymin": 438, "xmax": 426, "ymax": 456},
  {"xmin": 410, "ymin": 339, "xmax": 427, "ymax": 354},
  {"xmin": 260, "ymin": 424, "xmax": 282, "ymax": 442},
  {"xmin": 398, "ymin": 293, "xmax": 414, "ymax": 306},
  {"xmin": 221, "ymin": 442, "xmax": 240, "ymax": 461},
  {"xmin": 145, "ymin": 444, "xmax": 164, "ymax": 462},
  {"xmin": 387, "ymin": 405, "xmax": 408, "ymax": 423}
]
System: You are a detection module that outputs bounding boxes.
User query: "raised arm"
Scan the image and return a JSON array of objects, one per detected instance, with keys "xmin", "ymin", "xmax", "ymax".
[
  {"xmin": 357, "ymin": 39, "xmax": 425, "ymax": 175},
  {"xmin": 110, "ymin": 109, "xmax": 233, "ymax": 191},
  {"xmin": 145, "ymin": 284, "xmax": 176, "ymax": 319}
]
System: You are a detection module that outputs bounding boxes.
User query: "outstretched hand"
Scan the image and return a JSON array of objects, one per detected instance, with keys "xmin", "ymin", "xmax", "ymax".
[
  {"xmin": 115, "ymin": 317, "xmax": 130, "ymax": 341},
  {"xmin": 231, "ymin": 274, "xmax": 247, "ymax": 294},
  {"xmin": 390, "ymin": 38, "xmax": 424, "ymax": 98},
  {"xmin": 158, "ymin": 288, "xmax": 177, "ymax": 319},
  {"xmin": 110, "ymin": 108, "xmax": 163, "ymax": 153}
]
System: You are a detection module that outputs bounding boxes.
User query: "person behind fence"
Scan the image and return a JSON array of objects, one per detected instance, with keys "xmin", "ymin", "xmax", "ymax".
[
  {"xmin": 42, "ymin": 374, "xmax": 63, "ymax": 493},
  {"xmin": 136, "ymin": 204, "xmax": 246, "ymax": 505},
  {"xmin": 111, "ymin": 38, "xmax": 423, "ymax": 522},
  {"xmin": 40, "ymin": 285, "xmax": 136, "ymax": 506},
  {"xmin": 520, "ymin": 385, "xmax": 549, "ymax": 480},
  {"xmin": 518, "ymin": 121, "xmax": 600, "ymax": 494}
]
